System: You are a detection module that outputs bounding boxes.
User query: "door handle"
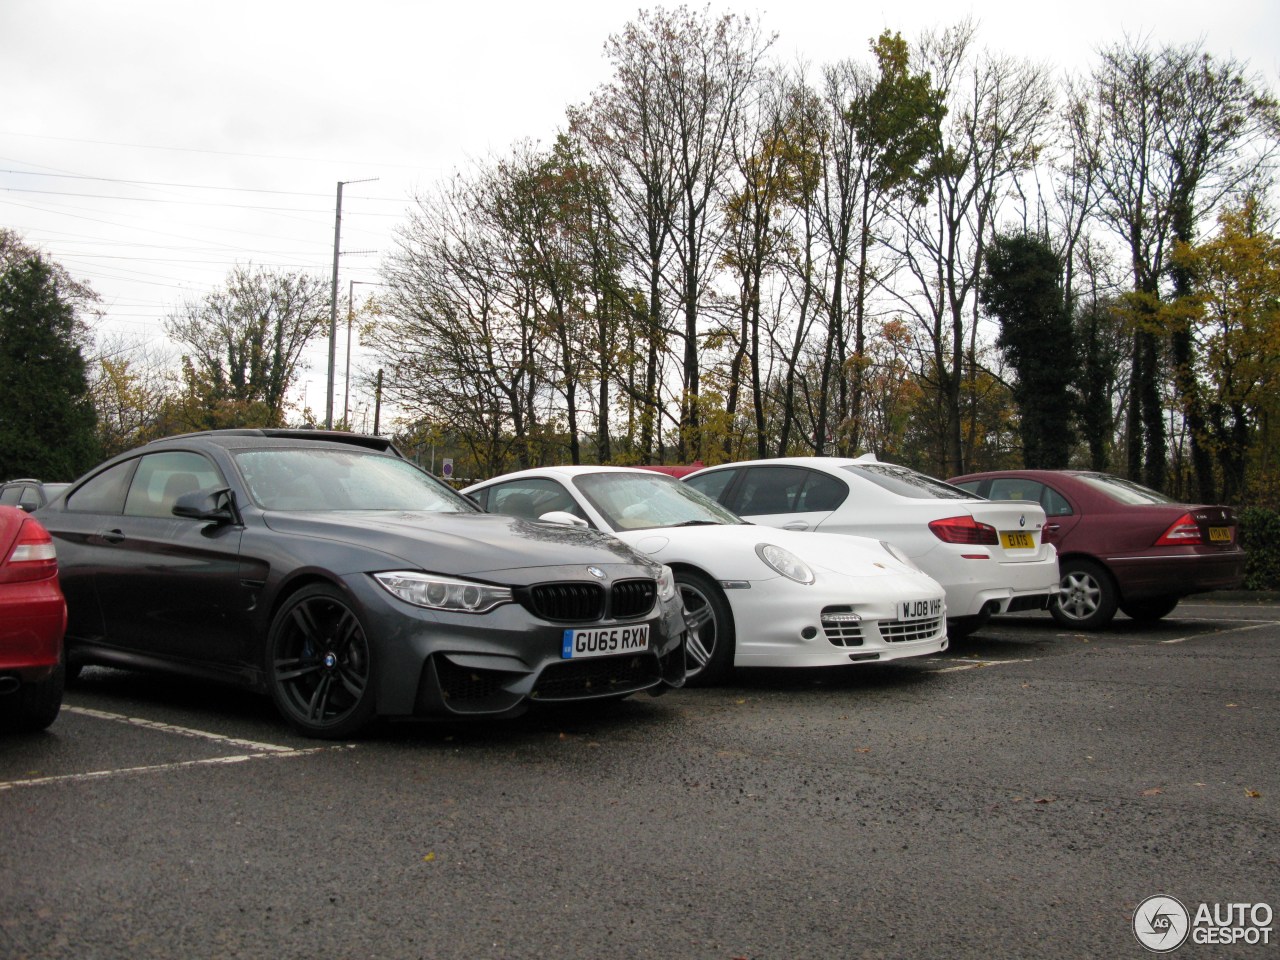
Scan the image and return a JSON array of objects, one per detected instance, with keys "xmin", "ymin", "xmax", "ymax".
[
  {"xmin": 782, "ymin": 521, "xmax": 809, "ymax": 531},
  {"xmin": 101, "ymin": 529, "xmax": 126, "ymax": 544}
]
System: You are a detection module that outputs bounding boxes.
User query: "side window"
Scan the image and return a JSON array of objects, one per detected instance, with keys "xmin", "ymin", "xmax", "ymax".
[
  {"xmin": 797, "ymin": 471, "xmax": 848, "ymax": 512},
  {"xmin": 66, "ymin": 460, "xmax": 136, "ymax": 515},
  {"xmin": 17, "ymin": 486, "xmax": 41, "ymax": 511},
  {"xmin": 123, "ymin": 452, "xmax": 225, "ymax": 519},
  {"xmin": 952, "ymin": 480, "xmax": 983, "ymax": 496},
  {"xmin": 988, "ymin": 478, "xmax": 1044, "ymax": 504},
  {"xmin": 0, "ymin": 485, "xmax": 21, "ymax": 506},
  {"xmin": 735, "ymin": 466, "xmax": 809, "ymax": 515},
  {"xmin": 684, "ymin": 469, "xmax": 735, "ymax": 505},
  {"xmin": 488, "ymin": 479, "xmax": 586, "ymax": 522},
  {"xmin": 1040, "ymin": 485, "xmax": 1074, "ymax": 517},
  {"xmin": 467, "ymin": 487, "xmax": 490, "ymax": 510}
]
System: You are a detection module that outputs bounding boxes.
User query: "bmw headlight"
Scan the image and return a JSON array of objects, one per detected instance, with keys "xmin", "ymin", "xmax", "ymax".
[
  {"xmin": 656, "ymin": 564, "xmax": 677, "ymax": 602},
  {"xmin": 374, "ymin": 572, "xmax": 512, "ymax": 613},
  {"xmin": 754, "ymin": 543, "xmax": 815, "ymax": 584},
  {"xmin": 879, "ymin": 540, "xmax": 922, "ymax": 572}
]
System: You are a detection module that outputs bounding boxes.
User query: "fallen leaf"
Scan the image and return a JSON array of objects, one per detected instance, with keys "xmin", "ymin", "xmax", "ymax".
[
  {"xmin": 1033, "ymin": 796, "xmax": 1056, "ymax": 804},
  {"xmin": 1226, "ymin": 703, "xmax": 1239, "ymax": 708},
  {"xmin": 855, "ymin": 747, "xmax": 872, "ymax": 754},
  {"xmin": 1245, "ymin": 789, "xmax": 1261, "ymax": 798},
  {"xmin": 1141, "ymin": 787, "xmax": 1163, "ymax": 796},
  {"xmin": 422, "ymin": 852, "xmax": 436, "ymax": 862}
]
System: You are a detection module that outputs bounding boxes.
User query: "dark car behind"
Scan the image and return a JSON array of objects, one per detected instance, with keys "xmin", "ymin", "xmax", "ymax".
[{"xmin": 949, "ymin": 469, "xmax": 1245, "ymax": 629}]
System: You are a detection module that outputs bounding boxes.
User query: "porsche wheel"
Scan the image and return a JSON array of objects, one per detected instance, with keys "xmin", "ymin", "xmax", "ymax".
[{"xmin": 676, "ymin": 569, "xmax": 735, "ymax": 686}]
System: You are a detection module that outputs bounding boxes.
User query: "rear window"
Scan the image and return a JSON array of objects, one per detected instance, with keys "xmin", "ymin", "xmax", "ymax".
[
  {"xmin": 842, "ymin": 463, "xmax": 971, "ymax": 500},
  {"xmin": 1076, "ymin": 474, "xmax": 1177, "ymax": 505}
]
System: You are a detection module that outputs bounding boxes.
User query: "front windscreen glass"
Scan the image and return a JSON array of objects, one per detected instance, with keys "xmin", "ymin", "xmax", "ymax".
[
  {"xmin": 234, "ymin": 448, "xmax": 476, "ymax": 513},
  {"xmin": 573, "ymin": 471, "xmax": 744, "ymax": 531},
  {"xmin": 1076, "ymin": 473, "xmax": 1177, "ymax": 505},
  {"xmin": 842, "ymin": 462, "xmax": 972, "ymax": 500}
]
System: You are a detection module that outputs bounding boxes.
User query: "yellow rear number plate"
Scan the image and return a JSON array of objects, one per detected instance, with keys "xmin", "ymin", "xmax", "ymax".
[
  {"xmin": 1209, "ymin": 526, "xmax": 1232, "ymax": 543},
  {"xmin": 1000, "ymin": 531, "xmax": 1036, "ymax": 550}
]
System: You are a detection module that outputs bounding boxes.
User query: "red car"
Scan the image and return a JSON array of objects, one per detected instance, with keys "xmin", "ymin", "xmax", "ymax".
[
  {"xmin": 0, "ymin": 506, "xmax": 66, "ymax": 731},
  {"xmin": 948, "ymin": 470, "xmax": 1246, "ymax": 629}
]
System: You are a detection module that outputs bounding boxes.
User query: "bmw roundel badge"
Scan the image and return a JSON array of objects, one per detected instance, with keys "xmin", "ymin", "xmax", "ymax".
[{"xmin": 587, "ymin": 566, "xmax": 606, "ymax": 579}]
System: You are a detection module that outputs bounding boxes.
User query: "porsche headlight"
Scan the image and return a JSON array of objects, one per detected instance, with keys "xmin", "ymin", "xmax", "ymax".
[
  {"xmin": 754, "ymin": 543, "xmax": 814, "ymax": 584},
  {"xmin": 656, "ymin": 564, "xmax": 677, "ymax": 602},
  {"xmin": 374, "ymin": 572, "xmax": 512, "ymax": 613},
  {"xmin": 879, "ymin": 540, "xmax": 922, "ymax": 571}
]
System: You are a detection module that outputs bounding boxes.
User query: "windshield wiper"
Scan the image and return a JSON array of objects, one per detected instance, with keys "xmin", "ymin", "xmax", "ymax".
[{"xmin": 672, "ymin": 519, "xmax": 723, "ymax": 527}]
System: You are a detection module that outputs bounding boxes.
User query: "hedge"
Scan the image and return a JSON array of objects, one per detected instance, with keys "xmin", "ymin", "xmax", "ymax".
[{"xmin": 1239, "ymin": 506, "xmax": 1280, "ymax": 591}]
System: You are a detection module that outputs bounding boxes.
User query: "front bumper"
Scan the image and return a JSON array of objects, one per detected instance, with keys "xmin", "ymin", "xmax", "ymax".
[
  {"xmin": 723, "ymin": 573, "xmax": 949, "ymax": 668},
  {"xmin": 347, "ymin": 570, "xmax": 687, "ymax": 719}
]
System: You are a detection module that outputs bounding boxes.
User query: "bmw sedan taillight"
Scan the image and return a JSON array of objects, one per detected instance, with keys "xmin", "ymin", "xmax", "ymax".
[
  {"xmin": 0, "ymin": 517, "xmax": 59, "ymax": 584},
  {"xmin": 1154, "ymin": 512, "xmax": 1204, "ymax": 546},
  {"xmin": 928, "ymin": 515, "xmax": 998, "ymax": 545}
]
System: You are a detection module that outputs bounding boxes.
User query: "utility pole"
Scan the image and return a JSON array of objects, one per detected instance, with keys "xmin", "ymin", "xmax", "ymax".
[
  {"xmin": 344, "ymin": 279, "xmax": 378, "ymax": 428},
  {"xmin": 326, "ymin": 177, "xmax": 378, "ymax": 429}
]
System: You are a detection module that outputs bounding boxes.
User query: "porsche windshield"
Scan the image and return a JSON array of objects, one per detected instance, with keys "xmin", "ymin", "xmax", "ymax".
[
  {"xmin": 234, "ymin": 448, "xmax": 474, "ymax": 512},
  {"xmin": 574, "ymin": 471, "xmax": 744, "ymax": 531}
]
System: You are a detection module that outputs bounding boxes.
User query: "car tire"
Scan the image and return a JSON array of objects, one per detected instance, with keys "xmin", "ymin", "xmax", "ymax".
[
  {"xmin": 675, "ymin": 569, "xmax": 735, "ymax": 686},
  {"xmin": 266, "ymin": 584, "xmax": 377, "ymax": 739},
  {"xmin": 946, "ymin": 615, "xmax": 987, "ymax": 642},
  {"xmin": 3, "ymin": 661, "xmax": 64, "ymax": 732},
  {"xmin": 1119, "ymin": 595, "xmax": 1180, "ymax": 623},
  {"xmin": 1051, "ymin": 558, "xmax": 1119, "ymax": 630}
]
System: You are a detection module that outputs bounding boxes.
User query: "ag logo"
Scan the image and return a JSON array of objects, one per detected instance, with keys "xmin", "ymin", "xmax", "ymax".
[{"xmin": 1134, "ymin": 895, "xmax": 1190, "ymax": 952}]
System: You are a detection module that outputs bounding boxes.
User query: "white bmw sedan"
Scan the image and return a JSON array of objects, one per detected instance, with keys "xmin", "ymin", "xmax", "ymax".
[
  {"xmin": 683, "ymin": 456, "xmax": 1060, "ymax": 639},
  {"xmin": 463, "ymin": 466, "xmax": 948, "ymax": 685}
]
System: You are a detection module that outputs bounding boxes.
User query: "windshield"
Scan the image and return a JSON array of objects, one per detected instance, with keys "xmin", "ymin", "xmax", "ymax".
[
  {"xmin": 234, "ymin": 448, "xmax": 476, "ymax": 513},
  {"xmin": 842, "ymin": 463, "xmax": 972, "ymax": 500},
  {"xmin": 574, "ymin": 471, "xmax": 744, "ymax": 531},
  {"xmin": 1076, "ymin": 473, "xmax": 1177, "ymax": 505}
]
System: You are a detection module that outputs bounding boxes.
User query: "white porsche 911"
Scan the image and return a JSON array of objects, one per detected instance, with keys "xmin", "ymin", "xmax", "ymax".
[{"xmin": 463, "ymin": 466, "xmax": 948, "ymax": 685}]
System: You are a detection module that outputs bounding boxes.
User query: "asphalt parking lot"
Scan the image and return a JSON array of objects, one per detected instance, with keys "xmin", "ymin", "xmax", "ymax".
[{"xmin": 2, "ymin": 600, "xmax": 1277, "ymax": 959}]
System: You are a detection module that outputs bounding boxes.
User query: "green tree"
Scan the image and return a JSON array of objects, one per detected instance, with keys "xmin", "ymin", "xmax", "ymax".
[
  {"xmin": 165, "ymin": 266, "xmax": 329, "ymax": 429},
  {"xmin": 979, "ymin": 232, "xmax": 1078, "ymax": 468},
  {"xmin": 0, "ymin": 255, "xmax": 99, "ymax": 479}
]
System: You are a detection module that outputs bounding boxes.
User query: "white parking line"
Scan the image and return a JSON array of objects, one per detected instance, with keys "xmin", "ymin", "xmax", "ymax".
[
  {"xmin": 931, "ymin": 657, "xmax": 1041, "ymax": 673},
  {"xmin": 1159, "ymin": 620, "xmax": 1279, "ymax": 644},
  {"xmin": 0, "ymin": 706, "xmax": 353, "ymax": 792},
  {"xmin": 63, "ymin": 705, "xmax": 298, "ymax": 752}
]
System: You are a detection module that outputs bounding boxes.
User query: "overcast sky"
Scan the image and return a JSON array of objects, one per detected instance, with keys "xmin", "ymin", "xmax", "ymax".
[{"xmin": 3, "ymin": 0, "xmax": 1277, "ymax": 426}]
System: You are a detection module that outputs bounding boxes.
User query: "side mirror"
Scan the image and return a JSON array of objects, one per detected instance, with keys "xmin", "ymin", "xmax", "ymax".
[
  {"xmin": 538, "ymin": 510, "xmax": 589, "ymax": 528},
  {"xmin": 173, "ymin": 487, "xmax": 241, "ymax": 525}
]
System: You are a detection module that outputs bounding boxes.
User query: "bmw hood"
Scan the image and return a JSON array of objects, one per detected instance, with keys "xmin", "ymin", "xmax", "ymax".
[{"xmin": 262, "ymin": 510, "xmax": 652, "ymax": 578}]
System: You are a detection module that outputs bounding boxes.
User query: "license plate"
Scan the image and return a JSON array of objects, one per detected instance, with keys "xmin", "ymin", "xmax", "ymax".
[
  {"xmin": 1000, "ymin": 531, "xmax": 1036, "ymax": 550},
  {"xmin": 899, "ymin": 598, "xmax": 943, "ymax": 621},
  {"xmin": 562, "ymin": 624, "xmax": 650, "ymax": 659},
  {"xmin": 1209, "ymin": 526, "xmax": 1232, "ymax": 543}
]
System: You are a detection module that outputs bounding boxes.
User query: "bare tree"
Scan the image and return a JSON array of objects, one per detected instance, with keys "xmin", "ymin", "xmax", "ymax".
[{"xmin": 886, "ymin": 21, "xmax": 1056, "ymax": 476}]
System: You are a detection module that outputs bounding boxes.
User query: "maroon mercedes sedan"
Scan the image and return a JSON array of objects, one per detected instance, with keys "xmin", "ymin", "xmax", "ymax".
[{"xmin": 948, "ymin": 470, "xmax": 1246, "ymax": 629}]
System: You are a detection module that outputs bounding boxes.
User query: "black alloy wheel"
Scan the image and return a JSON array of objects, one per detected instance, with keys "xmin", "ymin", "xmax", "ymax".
[
  {"xmin": 267, "ymin": 584, "xmax": 376, "ymax": 738},
  {"xmin": 675, "ymin": 569, "xmax": 734, "ymax": 686}
]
